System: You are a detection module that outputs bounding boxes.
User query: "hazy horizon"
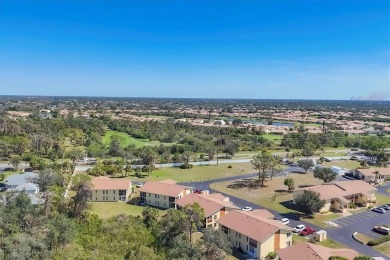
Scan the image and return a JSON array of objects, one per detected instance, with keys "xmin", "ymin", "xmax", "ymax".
[{"xmin": 1, "ymin": 0, "xmax": 389, "ymax": 100}]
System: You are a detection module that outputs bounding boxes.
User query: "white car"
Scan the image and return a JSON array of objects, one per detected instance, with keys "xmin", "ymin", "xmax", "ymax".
[
  {"xmin": 136, "ymin": 183, "xmax": 143, "ymax": 188},
  {"xmin": 293, "ymin": 224, "xmax": 306, "ymax": 233},
  {"xmin": 242, "ymin": 206, "xmax": 253, "ymax": 211},
  {"xmin": 280, "ymin": 218, "xmax": 290, "ymax": 225}
]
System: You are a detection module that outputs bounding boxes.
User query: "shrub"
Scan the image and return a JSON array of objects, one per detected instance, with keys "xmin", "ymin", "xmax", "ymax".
[
  {"xmin": 348, "ymin": 202, "xmax": 357, "ymax": 209},
  {"xmin": 367, "ymin": 235, "xmax": 390, "ymax": 246},
  {"xmin": 180, "ymin": 163, "xmax": 194, "ymax": 169},
  {"xmin": 329, "ymin": 256, "xmax": 348, "ymax": 260},
  {"xmin": 227, "ymin": 165, "xmax": 232, "ymax": 168},
  {"xmin": 267, "ymin": 252, "xmax": 277, "ymax": 259}
]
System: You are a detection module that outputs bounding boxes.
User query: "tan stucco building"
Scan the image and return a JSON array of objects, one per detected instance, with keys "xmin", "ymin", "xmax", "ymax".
[
  {"xmin": 354, "ymin": 167, "xmax": 390, "ymax": 183},
  {"xmin": 293, "ymin": 180, "xmax": 377, "ymax": 213},
  {"xmin": 90, "ymin": 176, "xmax": 132, "ymax": 202},
  {"xmin": 139, "ymin": 179, "xmax": 192, "ymax": 209},
  {"xmin": 175, "ymin": 192, "xmax": 239, "ymax": 229},
  {"xmin": 217, "ymin": 210, "xmax": 292, "ymax": 259}
]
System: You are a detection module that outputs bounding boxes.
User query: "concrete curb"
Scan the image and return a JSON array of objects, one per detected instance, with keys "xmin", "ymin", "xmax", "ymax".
[{"xmin": 352, "ymin": 232, "xmax": 366, "ymax": 245}]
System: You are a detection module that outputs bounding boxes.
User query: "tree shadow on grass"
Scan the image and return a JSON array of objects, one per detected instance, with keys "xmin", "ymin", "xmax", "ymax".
[
  {"xmin": 227, "ymin": 178, "xmax": 264, "ymax": 190},
  {"xmin": 279, "ymin": 200, "xmax": 312, "ymax": 220}
]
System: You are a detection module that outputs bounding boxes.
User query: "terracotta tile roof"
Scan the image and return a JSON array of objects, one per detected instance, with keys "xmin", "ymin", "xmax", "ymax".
[
  {"xmin": 216, "ymin": 210, "xmax": 290, "ymax": 242},
  {"xmin": 208, "ymin": 193, "xmax": 227, "ymax": 201},
  {"xmin": 277, "ymin": 242, "xmax": 359, "ymax": 260},
  {"xmin": 91, "ymin": 177, "xmax": 131, "ymax": 190},
  {"xmin": 295, "ymin": 180, "xmax": 377, "ymax": 202},
  {"xmin": 175, "ymin": 193, "xmax": 238, "ymax": 217},
  {"xmin": 140, "ymin": 180, "xmax": 188, "ymax": 197},
  {"xmin": 356, "ymin": 167, "xmax": 390, "ymax": 176},
  {"xmin": 250, "ymin": 209, "xmax": 275, "ymax": 219}
]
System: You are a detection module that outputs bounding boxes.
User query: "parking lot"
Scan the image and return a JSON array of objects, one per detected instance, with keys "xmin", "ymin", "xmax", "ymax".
[
  {"xmin": 329, "ymin": 209, "xmax": 389, "ymax": 238},
  {"xmin": 326, "ymin": 208, "xmax": 390, "ymax": 258}
]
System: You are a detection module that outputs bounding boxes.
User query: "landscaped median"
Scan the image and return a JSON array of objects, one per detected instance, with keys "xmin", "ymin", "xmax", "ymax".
[{"xmin": 352, "ymin": 232, "xmax": 372, "ymax": 245}]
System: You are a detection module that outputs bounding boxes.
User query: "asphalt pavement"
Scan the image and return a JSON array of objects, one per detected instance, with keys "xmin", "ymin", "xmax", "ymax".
[{"xmin": 180, "ymin": 169, "xmax": 390, "ymax": 259}]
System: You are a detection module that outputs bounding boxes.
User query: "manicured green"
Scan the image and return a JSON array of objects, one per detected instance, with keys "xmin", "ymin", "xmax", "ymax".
[{"xmin": 132, "ymin": 162, "xmax": 255, "ymax": 182}]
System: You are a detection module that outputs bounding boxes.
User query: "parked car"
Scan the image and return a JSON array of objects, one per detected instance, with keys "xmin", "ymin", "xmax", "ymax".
[
  {"xmin": 136, "ymin": 183, "xmax": 143, "ymax": 188},
  {"xmin": 242, "ymin": 206, "xmax": 253, "ymax": 211},
  {"xmin": 280, "ymin": 218, "xmax": 290, "ymax": 225},
  {"xmin": 194, "ymin": 189, "xmax": 202, "ymax": 194},
  {"xmin": 378, "ymin": 205, "xmax": 390, "ymax": 210},
  {"xmin": 372, "ymin": 207, "xmax": 386, "ymax": 214},
  {"xmin": 293, "ymin": 224, "xmax": 306, "ymax": 233},
  {"xmin": 373, "ymin": 226, "xmax": 390, "ymax": 235},
  {"xmin": 350, "ymin": 156, "xmax": 358, "ymax": 160},
  {"xmin": 351, "ymin": 148, "xmax": 359, "ymax": 151},
  {"xmin": 300, "ymin": 227, "xmax": 315, "ymax": 236}
]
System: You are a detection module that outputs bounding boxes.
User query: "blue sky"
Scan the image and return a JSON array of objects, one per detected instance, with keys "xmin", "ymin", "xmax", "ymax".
[{"xmin": 0, "ymin": 0, "xmax": 389, "ymax": 99}]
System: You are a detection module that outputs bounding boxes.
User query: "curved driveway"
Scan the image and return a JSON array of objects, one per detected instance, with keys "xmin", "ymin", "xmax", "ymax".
[{"xmin": 179, "ymin": 168, "xmax": 389, "ymax": 259}]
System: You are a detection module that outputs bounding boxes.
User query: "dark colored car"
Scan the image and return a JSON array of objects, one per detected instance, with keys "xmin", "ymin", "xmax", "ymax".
[
  {"xmin": 300, "ymin": 227, "xmax": 315, "ymax": 236},
  {"xmin": 194, "ymin": 189, "xmax": 202, "ymax": 194}
]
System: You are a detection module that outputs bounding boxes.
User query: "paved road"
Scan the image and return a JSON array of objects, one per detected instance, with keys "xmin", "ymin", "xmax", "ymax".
[
  {"xmin": 180, "ymin": 172, "xmax": 390, "ymax": 259},
  {"xmin": 327, "ymin": 210, "xmax": 390, "ymax": 259}
]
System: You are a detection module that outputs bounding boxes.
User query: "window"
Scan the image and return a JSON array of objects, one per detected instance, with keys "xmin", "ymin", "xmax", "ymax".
[
  {"xmin": 113, "ymin": 190, "xmax": 115, "ymax": 194},
  {"xmin": 286, "ymin": 241, "xmax": 291, "ymax": 247},
  {"xmin": 155, "ymin": 194, "xmax": 157, "ymax": 198},
  {"xmin": 247, "ymin": 237, "xmax": 248, "ymax": 242},
  {"xmin": 287, "ymin": 233, "xmax": 291, "ymax": 237},
  {"xmin": 164, "ymin": 202, "xmax": 166, "ymax": 207},
  {"xmin": 235, "ymin": 241, "xmax": 237, "ymax": 246},
  {"xmin": 246, "ymin": 246, "xmax": 248, "ymax": 251},
  {"xmin": 113, "ymin": 196, "xmax": 115, "ymax": 200},
  {"xmin": 164, "ymin": 196, "xmax": 166, "ymax": 200},
  {"xmin": 149, "ymin": 193, "xmax": 151, "ymax": 197},
  {"xmin": 214, "ymin": 223, "xmax": 217, "ymax": 228},
  {"xmin": 239, "ymin": 233, "xmax": 241, "ymax": 238},
  {"xmin": 236, "ymin": 232, "xmax": 238, "ymax": 237},
  {"xmin": 239, "ymin": 242, "xmax": 241, "ymax": 247},
  {"xmin": 213, "ymin": 214, "xmax": 217, "ymax": 220}
]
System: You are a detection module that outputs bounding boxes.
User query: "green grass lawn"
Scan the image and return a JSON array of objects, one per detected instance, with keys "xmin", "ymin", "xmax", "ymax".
[
  {"xmin": 321, "ymin": 160, "xmax": 361, "ymax": 169},
  {"xmin": 292, "ymin": 234, "xmax": 347, "ymax": 249},
  {"xmin": 102, "ymin": 130, "xmax": 175, "ymax": 148},
  {"xmin": 355, "ymin": 233, "xmax": 372, "ymax": 244},
  {"xmin": 90, "ymin": 201, "xmax": 152, "ymax": 218},
  {"xmin": 374, "ymin": 241, "xmax": 390, "ymax": 257},
  {"xmin": 375, "ymin": 193, "xmax": 390, "ymax": 205},
  {"xmin": 261, "ymin": 134, "xmax": 283, "ymax": 144},
  {"xmin": 132, "ymin": 162, "xmax": 255, "ymax": 182}
]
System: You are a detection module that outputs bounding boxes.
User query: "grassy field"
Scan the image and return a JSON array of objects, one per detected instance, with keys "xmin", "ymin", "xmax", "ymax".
[
  {"xmin": 261, "ymin": 134, "xmax": 283, "ymax": 144},
  {"xmin": 321, "ymin": 160, "xmax": 361, "ymax": 169},
  {"xmin": 132, "ymin": 163, "xmax": 256, "ymax": 182},
  {"xmin": 374, "ymin": 241, "xmax": 390, "ymax": 256},
  {"xmin": 213, "ymin": 173, "xmax": 342, "ymax": 227},
  {"xmin": 375, "ymin": 193, "xmax": 390, "ymax": 205},
  {"xmin": 292, "ymin": 235, "xmax": 346, "ymax": 249},
  {"xmin": 90, "ymin": 201, "xmax": 159, "ymax": 218},
  {"xmin": 102, "ymin": 130, "xmax": 173, "ymax": 148}
]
